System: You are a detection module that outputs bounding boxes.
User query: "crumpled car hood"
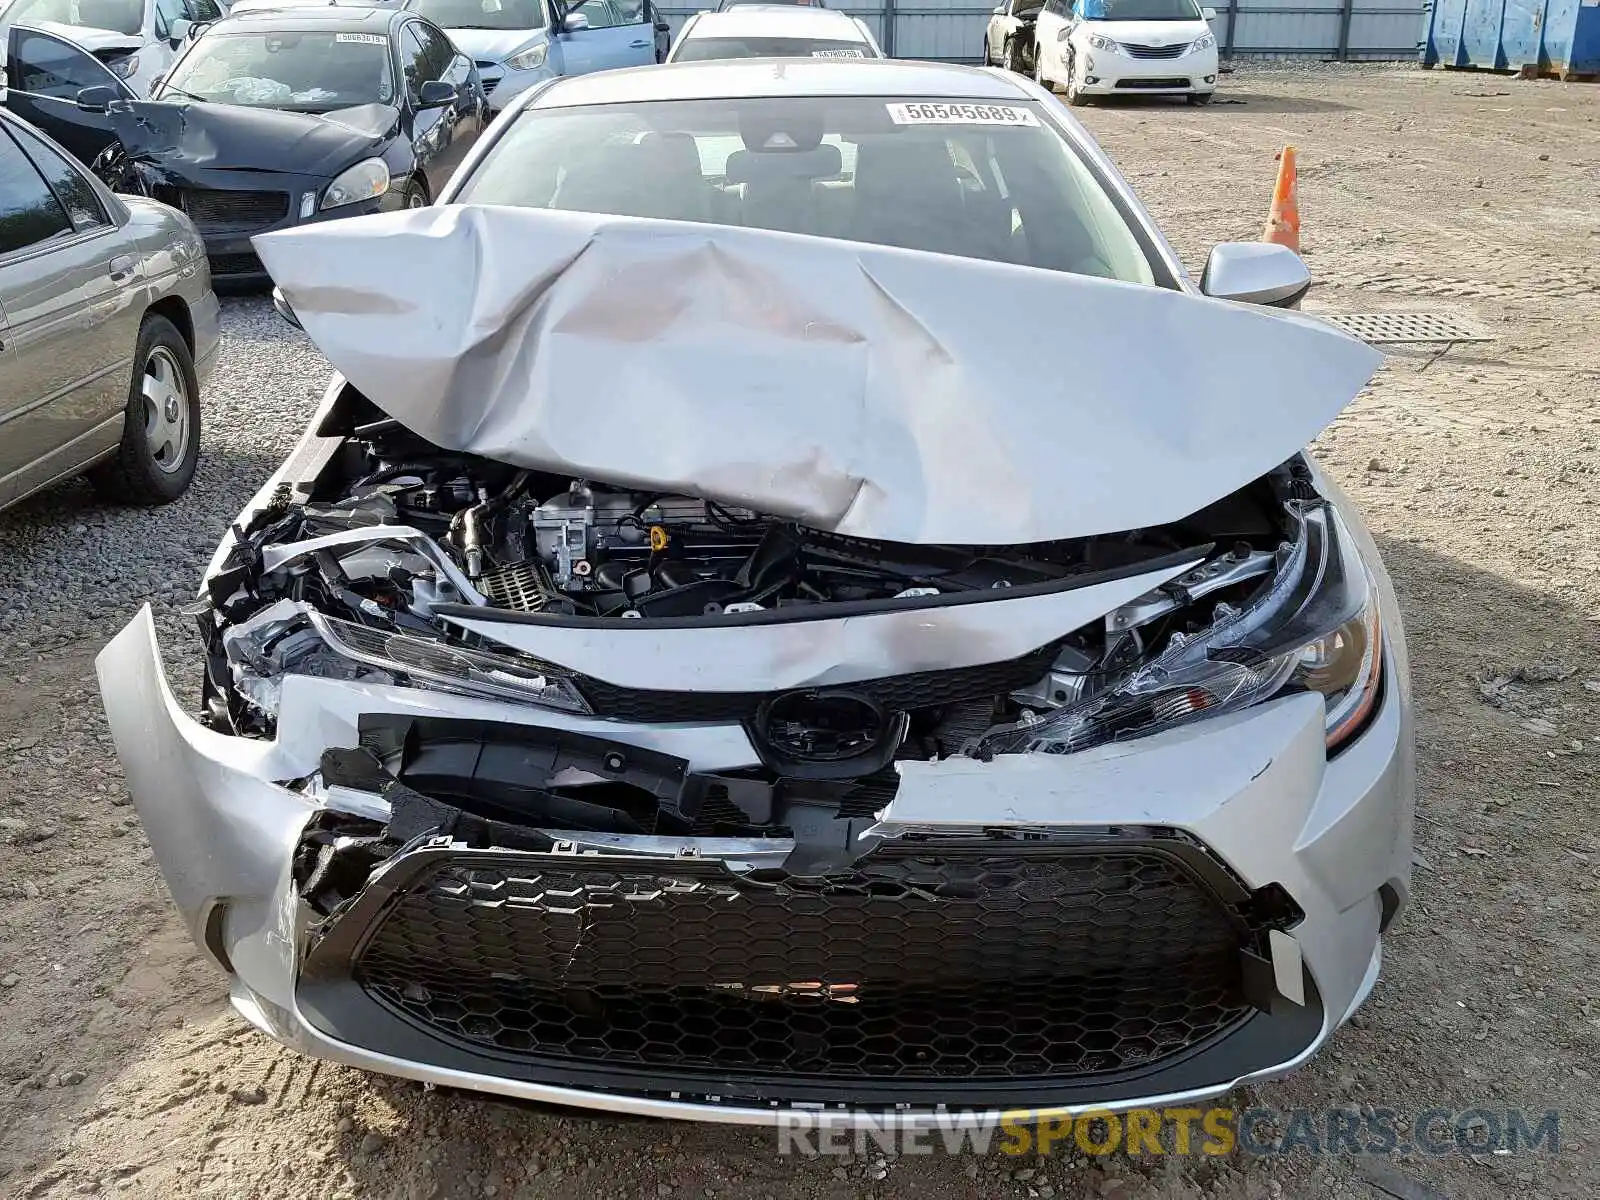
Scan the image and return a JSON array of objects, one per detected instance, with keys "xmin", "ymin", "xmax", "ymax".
[
  {"xmin": 254, "ymin": 203, "xmax": 1380, "ymax": 546},
  {"xmin": 110, "ymin": 100, "xmax": 395, "ymax": 178}
]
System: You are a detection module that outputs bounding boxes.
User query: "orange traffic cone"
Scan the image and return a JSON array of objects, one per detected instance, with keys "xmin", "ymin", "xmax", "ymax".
[{"xmin": 1262, "ymin": 146, "xmax": 1300, "ymax": 252}]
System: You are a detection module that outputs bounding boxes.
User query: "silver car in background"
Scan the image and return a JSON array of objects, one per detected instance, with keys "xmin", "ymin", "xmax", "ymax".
[
  {"xmin": 1, "ymin": 107, "xmax": 218, "ymax": 513},
  {"xmin": 98, "ymin": 60, "xmax": 1411, "ymax": 1127},
  {"xmin": 666, "ymin": 5, "xmax": 883, "ymax": 61}
]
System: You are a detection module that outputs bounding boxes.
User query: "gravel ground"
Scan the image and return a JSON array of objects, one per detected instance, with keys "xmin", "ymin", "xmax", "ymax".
[{"xmin": 2, "ymin": 61, "xmax": 1599, "ymax": 1200}]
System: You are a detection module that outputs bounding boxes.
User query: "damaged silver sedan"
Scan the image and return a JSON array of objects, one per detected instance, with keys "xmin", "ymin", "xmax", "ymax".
[{"xmin": 97, "ymin": 60, "xmax": 1413, "ymax": 1126}]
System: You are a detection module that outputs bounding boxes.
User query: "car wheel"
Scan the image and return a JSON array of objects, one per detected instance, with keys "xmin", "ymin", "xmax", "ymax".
[
  {"xmin": 403, "ymin": 181, "xmax": 429, "ymax": 209},
  {"xmin": 1004, "ymin": 39, "xmax": 1025, "ymax": 73},
  {"xmin": 1187, "ymin": 90, "xmax": 1214, "ymax": 105},
  {"xmin": 982, "ymin": 37, "xmax": 992, "ymax": 65},
  {"xmin": 87, "ymin": 315, "xmax": 200, "ymax": 507},
  {"xmin": 1033, "ymin": 45, "xmax": 1052, "ymax": 90}
]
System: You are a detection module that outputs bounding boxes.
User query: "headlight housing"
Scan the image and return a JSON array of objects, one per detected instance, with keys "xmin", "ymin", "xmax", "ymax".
[
  {"xmin": 505, "ymin": 43, "xmax": 549, "ymax": 70},
  {"xmin": 321, "ymin": 157, "xmax": 390, "ymax": 211},
  {"xmin": 309, "ymin": 611, "xmax": 591, "ymax": 712},
  {"xmin": 108, "ymin": 53, "xmax": 139, "ymax": 79},
  {"xmin": 1088, "ymin": 34, "xmax": 1118, "ymax": 51},
  {"xmin": 974, "ymin": 503, "xmax": 1383, "ymax": 758},
  {"xmin": 1192, "ymin": 32, "xmax": 1217, "ymax": 51}
]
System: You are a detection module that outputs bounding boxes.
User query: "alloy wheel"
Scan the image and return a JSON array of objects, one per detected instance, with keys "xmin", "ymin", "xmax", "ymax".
[{"xmin": 141, "ymin": 346, "xmax": 191, "ymax": 475}]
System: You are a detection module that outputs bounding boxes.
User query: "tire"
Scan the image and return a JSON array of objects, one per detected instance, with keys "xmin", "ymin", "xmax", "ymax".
[
  {"xmin": 1004, "ymin": 39, "xmax": 1025, "ymax": 73},
  {"xmin": 1187, "ymin": 90, "xmax": 1214, "ymax": 105},
  {"xmin": 982, "ymin": 37, "xmax": 992, "ymax": 65},
  {"xmin": 402, "ymin": 180, "xmax": 429, "ymax": 209},
  {"xmin": 87, "ymin": 315, "xmax": 200, "ymax": 507},
  {"xmin": 1033, "ymin": 43, "xmax": 1052, "ymax": 90}
]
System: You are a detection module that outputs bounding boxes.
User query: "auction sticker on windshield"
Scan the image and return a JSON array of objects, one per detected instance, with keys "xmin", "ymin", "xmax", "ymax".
[
  {"xmin": 812, "ymin": 48, "xmax": 866, "ymax": 57},
  {"xmin": 885, "ymin": 102, "xmax": 1040, "ymax": 126},
  {"xmin": 335, "ymin": 32, "xmax": 388, "ymax": 43}
]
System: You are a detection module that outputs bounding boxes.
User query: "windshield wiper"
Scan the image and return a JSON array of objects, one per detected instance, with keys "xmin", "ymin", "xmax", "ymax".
[{"xmin": 158, "ymin": 85, "xmax": 209, "ymax": 102}]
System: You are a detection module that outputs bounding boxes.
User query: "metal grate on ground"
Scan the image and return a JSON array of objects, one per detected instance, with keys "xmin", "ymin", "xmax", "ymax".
[{"xmin": 1320, "ymin": 312, "xmax": 1494, "ymax": 344}]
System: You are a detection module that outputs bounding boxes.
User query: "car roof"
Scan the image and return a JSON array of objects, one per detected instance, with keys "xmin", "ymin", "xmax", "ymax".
[
  {"xmin": 680, "ymin": 7, "xmax": 869, "ymax": 38},
  {"xmin": 533, "ymin": 59, "xmax": 1031, "ymax": 108},
  {"xmin": 209, "ymin": 4, "xmax": 401, "ymax": 31}
]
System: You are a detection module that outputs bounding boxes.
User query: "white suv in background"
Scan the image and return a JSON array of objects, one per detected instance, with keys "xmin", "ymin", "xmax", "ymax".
[
  {"xmin": 667, "ymin": 5, "xmax": 880, "ymax": 61},
  {"xmin": 1033, "ymin": 0, "xmax": 1217, "ymax": 106}
]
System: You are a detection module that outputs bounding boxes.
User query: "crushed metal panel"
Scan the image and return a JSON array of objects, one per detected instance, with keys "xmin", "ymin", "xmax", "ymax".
[
  {"xmin": 443, "ymin": 556, "xmax": 1201, "ymax": 693},
  {"xmin": 1319, "ymin": 312, "xmax": 1494, "ymax": 344},
  {"xmin": 253, "ymin": 204, "xmax": 1382, "ymax": 547}
]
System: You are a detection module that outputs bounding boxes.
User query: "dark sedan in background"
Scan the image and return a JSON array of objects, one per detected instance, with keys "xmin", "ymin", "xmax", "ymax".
[{"xmin": 2, "ymin": 7, "xmax": 487, "ymax": 283}]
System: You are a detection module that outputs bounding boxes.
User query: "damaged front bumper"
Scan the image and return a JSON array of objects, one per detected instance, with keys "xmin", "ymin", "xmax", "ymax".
[{"xmin": 99, "ymin": 595, "xmax": 1411, "ymax": 1125}]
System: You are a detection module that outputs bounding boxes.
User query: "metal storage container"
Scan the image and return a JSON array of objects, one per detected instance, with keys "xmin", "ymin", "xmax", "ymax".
[{"xmin": 1424, "ymin": 0, "xmax": 1600, "ymax": 78}]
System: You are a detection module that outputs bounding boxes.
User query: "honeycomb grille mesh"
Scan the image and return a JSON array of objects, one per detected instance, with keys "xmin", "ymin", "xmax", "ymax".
[{"xmin": 354, "ymin": 850, "xmax": 1250, "ymax": 1081}]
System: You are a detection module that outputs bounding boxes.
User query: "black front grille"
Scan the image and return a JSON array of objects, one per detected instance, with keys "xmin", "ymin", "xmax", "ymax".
[
  {"xmin": 569, "ymin": 641, "xmax": 1062, "ymax": 723},
  {"xmin": 207, "ymin": 251, "xmax": 266, "ymax": 278},
  {"xmin": 1121, "ymin": 41, "xmax": 1190, "ymax": 58},
  {"xmin": 181, "ymin": 188, "xmax": 290, "ymax": 228},
  {"xmin": 1116, "ymin": 77, "xmax": 1193, "ymax": 88},
  {"xmin": 352, "ymin": 842, "xmax": 1253, "ymax": 1082}
]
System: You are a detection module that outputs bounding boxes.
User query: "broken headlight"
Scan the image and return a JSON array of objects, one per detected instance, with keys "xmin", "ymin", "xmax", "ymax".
[
  {"xmin": 307, "ymin": 611, "xmax": 591, "ymax": 712},
  {"xmin": 976, "ymin": 503, "xmax": 1383, "ymax": 757}
]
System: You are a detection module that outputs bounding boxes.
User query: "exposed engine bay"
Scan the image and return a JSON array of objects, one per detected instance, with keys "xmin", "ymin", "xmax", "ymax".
[{"xmin": 194, "ymin": 387, "xmax": 1334, "ymax": 810}]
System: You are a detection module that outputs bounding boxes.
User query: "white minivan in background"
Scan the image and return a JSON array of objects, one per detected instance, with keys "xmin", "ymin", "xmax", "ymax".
[{"xmin": 1033, "ymin": 0, "xmax": 1217, "ymax": 106}]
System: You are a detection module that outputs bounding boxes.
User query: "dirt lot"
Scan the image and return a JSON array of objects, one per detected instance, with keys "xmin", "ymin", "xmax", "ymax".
[{"xmin": 2, "ymin": 61, "xmax": 1598, "ymax": 1200}]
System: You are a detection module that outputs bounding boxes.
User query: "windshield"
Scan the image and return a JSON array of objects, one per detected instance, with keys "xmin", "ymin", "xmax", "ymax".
[
  {"xmin": 161, "ymin": 30, "xmax": 396, "ymax": 111},
  {"xmin": 455, "ymin": 97, "xmax": 1157, "ymax": 286},
  {"xmin": 1081, "ymin": 0, "xmax": 1201, "ymax": 19},
  {"xmin": 1, "ymin": 0, "xmax": 144, "ymax": 35},
  {"xmin": 406, "ymin": 0, "xmax": 546, "ymax": 31},
  {"xmin": 673, "ymin": 37, "xmax": 870, "ymax": 60}
]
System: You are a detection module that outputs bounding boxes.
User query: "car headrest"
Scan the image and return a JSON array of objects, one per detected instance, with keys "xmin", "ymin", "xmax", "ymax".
[
  {"xmin": 852, "ymin": 136, "xmax": 963, "ymax": 199},
  {"xmin": 723, "ymin": 143, "xmax": 843, "ymax": 186}
]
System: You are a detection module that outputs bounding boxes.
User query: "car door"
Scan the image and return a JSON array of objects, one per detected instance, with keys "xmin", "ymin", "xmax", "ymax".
[
  {"xmin": 399, "ymin": 19, "xmax": 479, "ymax": 199},
  {"xmin": 1035, "ymin": 0, "xmax": 1066, "ymax": 56},
  {"xmin": 555, "ymin": 0, "xmax": 655, "ymax": 74},
  {"xmin": 0, "ymin": 292, "xmax": 19, "ymax": 511},
  {"xmin": 991, "ymin": 1, "xmax": 1015, "ymax": 54},
  {"xmin": 0, "ymin": 120, "xmax": 141, "ymax": 509},
  {"xmin": 1, "ymin": 25, "xmax": 133, "ymax": 166}
]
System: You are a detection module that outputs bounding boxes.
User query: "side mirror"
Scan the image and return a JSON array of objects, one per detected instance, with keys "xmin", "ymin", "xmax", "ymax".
[
  {"xmin": 417, "ymin": 79, "xmax": 457, "ymax": 107},
  {"xmin": 1201, "ymin": 5, "xmax": 1216, "ymax": 17},
  {"xmin": 76, "ymin": 85, "xmax": 119, "ymax": 112},
  {"xmin": 271, "ymin": 286, "xmax": 302, "ymax": 329},
  {"xmin": 563, "ymin": 11, "xmax": 590, "ymax": 31},
  {"xmin": 1200, "ymin": 242, "xmax": 1311, "ymax": 308},
  {"xmin": 169, "ymin": 16, "xmax": 191, "ymax": 41}
]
